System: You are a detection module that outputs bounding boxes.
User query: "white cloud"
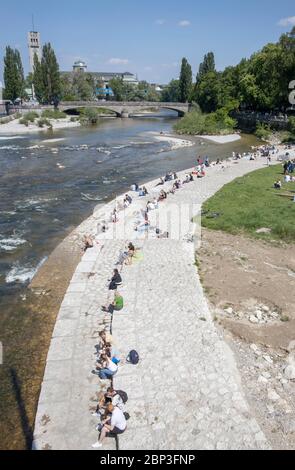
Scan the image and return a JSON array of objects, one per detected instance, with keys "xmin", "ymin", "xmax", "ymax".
[
  {"xmin": 178, "ymin": 20, "xmax": 191, "ymax": 27},
  {"xmin": 278, "ymin": 16, "xmax": 295, "ymax": 27},
  {"xmin": 155, "ymin": 19, "xmax": 165, "ymax": 25},
  {"xmin": 108, "ymin": 58, "xmax": 130, "ymax": 65}
]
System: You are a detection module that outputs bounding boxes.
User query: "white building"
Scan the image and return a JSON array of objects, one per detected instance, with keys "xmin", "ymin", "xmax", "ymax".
[
  {"xmin": 121, "ymin": 72, "xmax": 138, "ymax": 85},
  {"xmin": 28, "ymin": 31, "xmax": 42, "ymax": 72},
  {"xmin": 73, "ymin": 60, "xmax": 87, "ymax": 72}
]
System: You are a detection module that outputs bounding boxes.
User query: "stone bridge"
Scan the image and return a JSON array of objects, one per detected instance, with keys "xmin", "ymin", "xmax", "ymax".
[{"xmin": 58, "ymin": 101, "xmax": 190, "ymax": 118}]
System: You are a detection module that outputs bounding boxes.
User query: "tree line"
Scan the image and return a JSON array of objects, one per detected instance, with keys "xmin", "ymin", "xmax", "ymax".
[
  {"xmin": 2, "ymin": 44, "xmax": 161, "ymax": 104},
  {"xmin": 3, "ymin": 43, "xmax": 61, "ymax": 104},
  {"xmin": 163, "ymin": 27, "xmax": 295, "ymax": 113},
  {"xmin": 3, "ymin": 27, "xmax": 294, "ymax": 110}
]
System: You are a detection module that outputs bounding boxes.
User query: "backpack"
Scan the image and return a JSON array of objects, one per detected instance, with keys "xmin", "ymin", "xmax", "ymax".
[
  {"xmin": 116, "ymin": 390, "xmax": 128, "ymax": 404},
  {"xmin": 126, "ymin": 350, "xmax": 139, "ymax": 365}
]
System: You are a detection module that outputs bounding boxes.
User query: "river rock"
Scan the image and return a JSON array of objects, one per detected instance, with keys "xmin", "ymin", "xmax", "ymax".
[
  {"xmin": 250, "ymin": 344, "xmax": 259, "ymax": 353},
  {"xmin": 263, "ymin": 355, "xmax": 273, "ymax": 364},
  {"xmin": 225, "ymin": 307, "xmax": 233, "ymax": 315},
  {"xmin": 262, "ymin": 372, "xmax": 271, "ymax": 379},
  {"xmin": 249, "ymin": 315, "xmax": 259, "ymax": 324},
  {"xmin": 281, "ymin": 419, "xmax": 295, "ymax": 434},
  {"xmin": 287, "ymin": 340, "xmax": 295, "ymax": 353},
  {"xmin": 255, "ymin": 310, "xmax": 263, "ymax": 321},
  {"xmin": 284, "ymin": 365, "xmax": 295, "ymax": 380},
  {"xmin": 267, "ymin": 390, "xmax": 280, "ymax": 402}
]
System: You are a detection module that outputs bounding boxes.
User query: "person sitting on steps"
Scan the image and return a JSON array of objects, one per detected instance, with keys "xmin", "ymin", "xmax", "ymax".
[
  {"xmin": 93, "ymin": 353, "xmax": 118, "ymax": 380},
  {"xmin": 102, "ymin": 291, "xmax": 124, "ymax": 314},
  {"xmin": 92, "ymin": 387, "xmax": 126, "ymax": 418},
  {"xmin": 92, "ymin": 404, "xmax": 127, "ymax": 448},
  {"xmin": 108, "ymin": 269, "xmax": 122, "ymax": 291}
]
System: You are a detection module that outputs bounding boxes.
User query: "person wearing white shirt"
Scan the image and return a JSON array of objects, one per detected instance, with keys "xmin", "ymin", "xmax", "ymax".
[{"xmin": 92, "ymin": 404, "xmax": 127, "ymax": 448}]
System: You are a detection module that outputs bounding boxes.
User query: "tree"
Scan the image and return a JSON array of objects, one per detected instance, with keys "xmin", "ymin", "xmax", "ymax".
[
  {"xmin": 179, "ymin": 58, "xmax": 192, "ymax": 103},
  {"xmin": 137, "ymin": 81, "xmax": 160, "ymax": 101},
  {"xmin": 197, "ymin": 52, "xmax": 215, "ymax": 82},
  {"xmin": 3, "ymin": 46, "xmax": 25, "ymax": 101},
  {"xmin": 108, "ymin": 78, "xmax": 137, "ymax": 101},
  {"xmin": 161, "ymin": 79, "xmax": 181, "ymax": 102},
  {"xmin": 33, "ymin": 53, "xmax": 45, "ymax": 103},
  {"xmin": 60, "ymin": 74, "xmax": 77, "ymax": 101},
  {"xmin": 72, "ymin": 72, "xmax": 95, "ymax": 101},
  {"xmin": 109, "ymin": 78, "xmax": 125, "ymax": 101},
  {"xmin": 34, "ymin": 43, "xmax": 61, "ymax": 104},
  {"xmin": 194, "ymin": 71, "xmax": 221, "ymax": 113}
]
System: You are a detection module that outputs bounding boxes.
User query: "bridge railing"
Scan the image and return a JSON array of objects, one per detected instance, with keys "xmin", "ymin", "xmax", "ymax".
[{"xmin": 58, "ymin": 101, "xmax": 188, "ymax": 108}]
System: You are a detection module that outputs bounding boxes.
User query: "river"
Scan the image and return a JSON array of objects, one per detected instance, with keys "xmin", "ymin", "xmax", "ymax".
[{"xmin": 0, "ymin": 111, "xmax": 259, "ymax": 449}]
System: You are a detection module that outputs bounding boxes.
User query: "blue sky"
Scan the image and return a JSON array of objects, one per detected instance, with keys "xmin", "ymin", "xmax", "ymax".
[{"xmin": 0, "ymin": 0, "xmax": 294, "ymax": 84}]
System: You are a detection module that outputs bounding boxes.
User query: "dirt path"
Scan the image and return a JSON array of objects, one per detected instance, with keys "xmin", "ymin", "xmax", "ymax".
[{"xmin": 198, "ymin": 229, "xmax": 295, "ymax": 449}]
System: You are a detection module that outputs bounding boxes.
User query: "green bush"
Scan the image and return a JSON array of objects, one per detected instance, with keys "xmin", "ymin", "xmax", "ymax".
[
  {"xmin": 19, "ymin": 117, "xmax": 29, "ymax": 127},
  {"xmin": 255, "ymin": 123, "xmax": 272, "ymax": 140},
  {"xmin": 174, "ymin": 108, "xmax": 237, "ymax": 135},
  {"xmin": 79, "ymin": 107, "xmax": 99, "ymax": 124},
  {"xmin": 41, "ymin": 109, "xmax": 67, "ymax": 119},
  {"xmin": 280, "ymin": 131, "xmax": 295, "ymax": 144},
  {"xmin": 24, "ymin": 111, "xmax": 39, "ymax": 122},
  {"xmin": 288, "ymin": 116, "xmax": 295, "ymax": 135},
  {"xmin": 37, "ymin": 118, "xmax": 51, "ymax": 128},
  {"xmin": 0, "ymin": 117, "xmax": 11, "ymax": 125}
]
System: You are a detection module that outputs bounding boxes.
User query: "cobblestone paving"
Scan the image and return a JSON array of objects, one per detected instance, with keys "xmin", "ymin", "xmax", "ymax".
[{"xmin": 33, "ymin": 158, "xmax": 272, "ymax": 450}]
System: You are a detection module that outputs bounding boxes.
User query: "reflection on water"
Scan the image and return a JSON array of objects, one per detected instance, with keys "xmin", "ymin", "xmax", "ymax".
[{"xmin": 0, "ymin": 111, "xmax": 259, "ymax": 448}]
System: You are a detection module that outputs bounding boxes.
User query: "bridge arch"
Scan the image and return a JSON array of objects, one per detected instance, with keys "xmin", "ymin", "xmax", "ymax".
[
  {"xmin": 62, "ymin": 105, "xmax": 121, "ymax": 118},
  {"xmin": 159, "ymin": 106, "xmax": 185, "ymax": 117}
]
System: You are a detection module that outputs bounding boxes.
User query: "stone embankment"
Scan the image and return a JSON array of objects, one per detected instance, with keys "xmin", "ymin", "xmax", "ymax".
[{"xmin": 33, "ymin": 157, "xmax": 272, "ymax": 450}]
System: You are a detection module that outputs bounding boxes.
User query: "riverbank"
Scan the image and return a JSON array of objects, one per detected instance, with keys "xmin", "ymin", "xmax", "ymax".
[
  {"xmin": 148, "ymin": 131, "xmax": 195, "ymax": 149},
  {"xmin": 148, "ymin": 131, "xmax": 243, "ymax": 148},
  {"xmin": 0, "ymin": 117, "xmax": 80, "ymax": 135},
  {"xmin": 197, "ymin": 134, "xmax": 241, "ymax": 144},
  {"xmin": 0, "ymin": 123, "xmax": 262, "ymax": 450},
  {"xmin": 33, "ymin": 155, "xmax": 275, "ymax": 450}
]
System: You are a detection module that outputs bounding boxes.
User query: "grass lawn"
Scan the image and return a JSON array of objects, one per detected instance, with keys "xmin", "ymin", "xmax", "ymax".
[{"xmin": 202, "ymin": 164, "xmax": 295, "ymax": 243}]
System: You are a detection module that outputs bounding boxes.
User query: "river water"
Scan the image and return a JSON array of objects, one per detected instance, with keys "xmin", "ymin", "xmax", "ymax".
[{"xmin": 0, "ymin": 111, "xmax": 259, "ymax": 448}]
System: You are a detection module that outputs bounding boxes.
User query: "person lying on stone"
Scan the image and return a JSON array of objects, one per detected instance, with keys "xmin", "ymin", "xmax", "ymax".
[
  {"xmin": 82, "ymin": 234, "xmax": 94, "ymax": 252},
  {"xmin": 158, "ymin": 190, "xmax": 167, "ymax": 201},
  {"xmin": 155, "ymin": 177, "xmax": 165, "ymax": 187}
]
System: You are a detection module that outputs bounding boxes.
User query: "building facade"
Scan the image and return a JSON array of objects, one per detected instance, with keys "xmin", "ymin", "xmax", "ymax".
[
  {"xmin": 61, "ymin": 62, "xmax": 139, "ymax": 98},
  {"xmin": 28, "ymin": 31, "xmax": 42, "ymax": 72}
]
